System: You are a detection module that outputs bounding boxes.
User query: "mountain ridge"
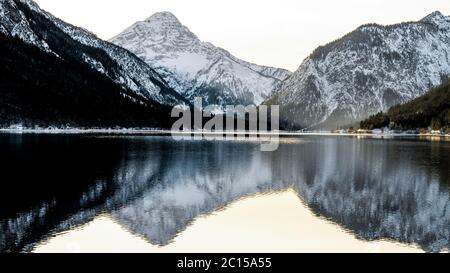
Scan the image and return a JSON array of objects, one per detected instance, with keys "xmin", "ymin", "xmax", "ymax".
[
  {"xmin": 267, "ymin": 10, "xmax": 450, "ymax": 130},
  {"xmin": 0, "ymin": 0, "xmax": 188, "ymax": 128},
  {"xmin": 2, "ymin": 0, "xmax": 189, "ymax": 106},
  {"xmin": 110, "ymin": 11, "xmax": 292, "ymax": 107}
]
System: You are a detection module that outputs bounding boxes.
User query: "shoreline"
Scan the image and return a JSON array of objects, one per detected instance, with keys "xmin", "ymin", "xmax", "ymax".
[{"xmin": 0, "ymin": 128, "xmax": 449, "ymax": 138}]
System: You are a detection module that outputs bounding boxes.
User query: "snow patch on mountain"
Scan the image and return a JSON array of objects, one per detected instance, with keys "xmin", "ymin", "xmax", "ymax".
[{"xmin": 0, "ymin": 0, "xmax": 52, "ymax": 53}]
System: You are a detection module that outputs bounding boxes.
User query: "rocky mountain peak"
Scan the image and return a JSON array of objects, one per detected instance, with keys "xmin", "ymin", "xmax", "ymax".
[
  {"xmin": 144, "ymin": 11, "xmax": 181, "ymax": 25},
  {"xmin": 421, "ymin": 11, "xmax": 444, "ymax": 21},
  {"xmin": 114, "ymin": 11, "xmax": 200, "ymax": 50},
  {"xmin": 420, "ymin": 11, "xmax": 449, "ymax": 27},
  {"xmin": 110, "ymin": 11, "xmax": 292, "ymax": 107}
]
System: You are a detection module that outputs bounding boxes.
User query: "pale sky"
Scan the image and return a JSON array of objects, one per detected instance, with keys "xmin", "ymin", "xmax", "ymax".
[{"xmin": 34, "ymin": 0, "xmax": 450, "ymax": 71}]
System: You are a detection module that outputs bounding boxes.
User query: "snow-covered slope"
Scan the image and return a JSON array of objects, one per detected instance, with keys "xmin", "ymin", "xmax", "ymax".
[
  {"xmin": 268, "ymin": 11, "xmax": 450, "ymax": 129},
  {"xmin": 0, "ymin": 0, "xmax": 187, "ymax": 107},
  {"xmin": 110, "ymin": 12, "xmax": 292, "ymax": 107}
]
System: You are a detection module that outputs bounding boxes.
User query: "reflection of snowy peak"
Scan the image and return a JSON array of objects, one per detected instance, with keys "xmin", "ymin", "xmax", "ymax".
[
  {"xmin": 0, "ymin": 0, "xmax": 186, "ymax": 106},
  {"xmin": 268, "ymin": 11, "xmax": 450, "ymax": 129},
  {"xmin": 110, "ymin": 12, "xmax": 292, "ymax": 106},
  {"xmin": 2, "ymin": 138, "xmax": 450, "ymax": 253}
]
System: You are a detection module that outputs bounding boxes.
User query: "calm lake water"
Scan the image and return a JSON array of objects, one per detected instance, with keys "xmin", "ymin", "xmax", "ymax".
[{"xmin": 0, "ymin": 134, "xmax": 449, "ymax": 253}]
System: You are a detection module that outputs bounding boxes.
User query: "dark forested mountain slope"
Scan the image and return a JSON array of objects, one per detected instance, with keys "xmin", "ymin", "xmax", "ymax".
[
  {"xmin": 360, "ymin": 78, "xmax": 450, "ymax": 130},
  {"xmin": 0, "ymin": 33, "xmax": 175, "ymax": 128},
  {"xmin": 0, "ymin": 0, "xmax": 188, "ymax": 128}
]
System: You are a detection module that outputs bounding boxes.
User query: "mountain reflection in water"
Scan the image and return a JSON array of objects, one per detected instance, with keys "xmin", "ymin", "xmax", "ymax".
[
  {"xmin": 33, "ymin": 190, "xmax": 422, "ymax": 253},
  {"xmin": 0, "ymin": 135, "xmax": 449, "ymax": 252}
]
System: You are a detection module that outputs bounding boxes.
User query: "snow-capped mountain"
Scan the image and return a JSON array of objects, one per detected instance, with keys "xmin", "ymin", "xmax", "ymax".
[
  {"xmin": 268, "ymin": 11, "xmax": 450, "ymax": 130},
  {"xmin": 110, "ymin": 12, "xmax": 291, "ymax": 107},
  {"xmin": 0, "ymin": 0, "xmax": 187, "ymax": 107}
]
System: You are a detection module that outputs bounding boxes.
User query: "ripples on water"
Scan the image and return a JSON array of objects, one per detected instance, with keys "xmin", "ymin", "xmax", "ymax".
[{"xmin": 0, "ymin": 134, "xmax": 449, "ymax": 252}]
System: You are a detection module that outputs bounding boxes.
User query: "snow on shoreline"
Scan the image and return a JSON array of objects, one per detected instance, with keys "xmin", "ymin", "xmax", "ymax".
[
  {"xmin": 0, "ymin": 128, "xmax": 449, "ymax": 138},
  {"xmin": 0, "ymin": 127, "xmax": 167, "ymax": 135}
]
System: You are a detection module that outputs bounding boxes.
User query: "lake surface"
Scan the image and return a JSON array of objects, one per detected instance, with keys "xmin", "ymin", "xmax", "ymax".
[{"xmin": 0, "ymin": 134, "xmax": 449, "ymax": 252}]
